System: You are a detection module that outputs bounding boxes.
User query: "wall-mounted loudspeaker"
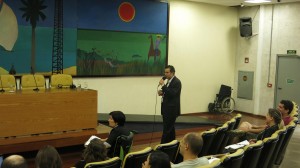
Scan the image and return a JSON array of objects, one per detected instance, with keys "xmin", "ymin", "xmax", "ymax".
[{"xmin": 240, "ymin": 17, "xmax": 252, "ymax": 37}]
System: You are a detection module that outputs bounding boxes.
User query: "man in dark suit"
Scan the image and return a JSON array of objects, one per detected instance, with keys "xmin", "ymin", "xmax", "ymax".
[{"xmin": 158, "ymin": 65, "xmax": 182, "ymax": 143}]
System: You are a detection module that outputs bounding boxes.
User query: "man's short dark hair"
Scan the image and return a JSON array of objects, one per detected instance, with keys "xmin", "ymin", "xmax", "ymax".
[
  {"xmin": 184, "ymin": 132, "xmax": 203, "ymax": 155},
  {"xmin": 109, "ymin": 111, "xmax": 126, "ymax": 126},
  {"xmin": 280, "ymin": 100, "xmax": 294, "ymax": 114},
  {"xmin": 1, "ymin": 155, "xmax": 28, "ymax": 168},
  {"xmin": 165, "ymin": 65, "xmax": 175, "ymax": 73}
]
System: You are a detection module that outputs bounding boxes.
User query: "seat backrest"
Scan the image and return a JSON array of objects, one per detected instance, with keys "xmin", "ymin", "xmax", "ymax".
[
  {"xmin": 113, "ymin": 132, "xmax": 134, "ymax": 161},
  {"xmin": 21, "ymin": 74, "xmax": 45, "ymax": 90},
  {"xmin": 257, "ymin": 133, "xmax": 279, "ymax": 168},
  {"xmin": 197, "ymin": 159, "xmax": 221, "ymax": 168},
  {"xmin": 199, "ymin": 128, "xmax": 217, "ymax": 157},
  {"xmin": 267, "ymin": 127, "xmax": 287, "ymax": 168},
  {"xmin": 208, "ymin": 123, "xmax": 228, "ymax": 155},
  {"xmin": 274, "ymin": 121, "xmax": 296, "ymax": 165},
  {"xmin": 122, "ymin": 147, "xmax": 152, "ymax": 168},
  {"xmin": 0, "ymin": 74, "xmax": 16, "ymax": 91},
  {"xmin": 220, "ymin": 148, "xmax": 244, "ymax": 168},
  {"xmin": 50, "ymin": 74, "xmax": 73, "ymax": 88},
  {"xmin": 233, "ymin": 113, "xmax": 242, "ymax": 130},
  {"xmin": 218, "ymin": 118, "xmax": 236, "ymax": 153},
  {"xmin": 84, "ymin": 157, "xmax": 121, "ymax": 168},
  {"xmin": 242, "ymin": 140, "xmax": 264, "ymax": 168},
  {"xmin": 154, "ymin": 139, "xmax": 180, "ymax": 163}
]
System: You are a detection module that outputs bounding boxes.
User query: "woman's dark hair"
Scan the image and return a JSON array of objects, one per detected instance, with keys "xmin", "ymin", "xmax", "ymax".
[
  {"xmin": 268, "ymin": 108, "xmax": 282, "ymax": 125},
  {"xmin": 149, "ymin": 151, "xmax": 171, "ymax": 168},
  {"xmin": 83, "ymin": 138, "xmax": 107, "ymax": 163},
  {"xmin": 280, "ymin": 100, "xmax": 294, "ymax": 114},
  {"xmin": 35, "ymin": 145, "xmax": 62, "ymax": 168},
  {"xmin": 109, "ymin": 111, "xmax": 126, "ymax": 126}
]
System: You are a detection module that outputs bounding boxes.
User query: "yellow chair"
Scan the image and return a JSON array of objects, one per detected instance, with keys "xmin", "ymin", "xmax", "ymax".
[
  {"xmin": 220, "ymin": 148, "xmax": 244, "ymax": 168},
  {"xmin": 154, "ymin": 139, "xmax": 180, "ymax": 163},
  {"xmin": 199, "ymin": 128, "xmax": 217, "ymax": 157},
  {"xmin": 208, "ymin": 123, "xmax": 228, "ymax": 155},
  {"xmin": 233, "ymin": 113, "xmax": 242, "ymax": 130},
  {"xmin": 218, "ymin": 118, "xmax": 236, "ymax": 153},
  {"xmin": 21, "ymin": 74, "xmax": 45, "ymax": 90},
  {"xmin": 0, "ymin": 74, "xmax": 16, "ymax": 91},
  {"xmin": 84, "ymin": 157, "xmax": 121, "ymax": 168},
  {"xmin": 274, "ymin": 121, "xmax": 296, "ymax": 165},
  {"xmin": 290, "ymin": 101, "xmax": 298, "ymax": 117},
  {"xmin": 122, "ymin": 147, "xmax": 152, "ymax": 168},
  {"xmin": 242, "ymin": 140, "xmax": 264, "ymax": 168},
  {"xmin": 50, "ymin": 74, "xmax": 73, "ymax": 88},
  {"xmin": 257, "ymin": 133, "xmax": 279, "ymax": 168}
]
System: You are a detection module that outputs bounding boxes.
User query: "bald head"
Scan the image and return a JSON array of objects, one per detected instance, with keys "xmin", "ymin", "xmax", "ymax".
[{"xmin": 1, "ymin": 155, "xmax": 28, "ymax": 168}]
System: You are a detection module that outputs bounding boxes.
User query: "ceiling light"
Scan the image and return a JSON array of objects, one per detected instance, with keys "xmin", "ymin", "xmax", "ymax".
[{"xmin": 244, "ymin": 0, "xmax": 272, "ymax": 3}]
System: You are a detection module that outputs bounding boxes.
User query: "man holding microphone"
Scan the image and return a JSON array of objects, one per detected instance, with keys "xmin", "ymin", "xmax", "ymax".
[{"xmin": 158, "ymin": 65, "xmax": 182, "ymax": 143}]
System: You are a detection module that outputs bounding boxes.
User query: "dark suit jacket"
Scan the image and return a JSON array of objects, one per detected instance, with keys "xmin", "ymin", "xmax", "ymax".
[{"xmin": 161, "ymin": 76, "xmax": 182, "ymax": 117}]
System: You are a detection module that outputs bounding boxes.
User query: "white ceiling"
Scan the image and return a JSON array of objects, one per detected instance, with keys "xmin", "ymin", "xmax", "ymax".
[{"xmin": 184, "ymin": 0, "xmax": 300, "ymax": 7}]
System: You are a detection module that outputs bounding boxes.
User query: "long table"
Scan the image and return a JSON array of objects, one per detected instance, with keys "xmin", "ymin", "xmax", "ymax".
[{"xmin": 0, "ymin": 89, "xmax": 98, "ymax": 138}]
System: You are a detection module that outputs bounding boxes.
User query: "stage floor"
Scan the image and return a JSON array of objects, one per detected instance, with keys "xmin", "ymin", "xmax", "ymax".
[{"xmin": 98, "ymin": 114, "xmax": 223, "ymax": 134}]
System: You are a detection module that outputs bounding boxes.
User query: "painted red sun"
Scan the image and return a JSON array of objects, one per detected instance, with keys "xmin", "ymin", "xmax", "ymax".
[{"xmin": 118, "ymin": 2, "xmax": 135, "ymax": 22}]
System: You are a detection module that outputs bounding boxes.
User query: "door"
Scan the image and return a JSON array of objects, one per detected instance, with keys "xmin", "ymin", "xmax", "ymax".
[{"xmin": 275, "ymin": 55, "xmax": 300, "ymax": 106}]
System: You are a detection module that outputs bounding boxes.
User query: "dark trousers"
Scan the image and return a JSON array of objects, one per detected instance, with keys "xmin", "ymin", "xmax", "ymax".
[{"xmin": 161, "ymin": 114, "xmax": 177, "ymax": 144}]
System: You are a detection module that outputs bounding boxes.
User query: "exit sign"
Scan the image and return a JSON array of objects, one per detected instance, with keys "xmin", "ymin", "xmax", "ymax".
[{"xmin": 287, "ymin": 50, "xmax": 297, "ymax": 54}]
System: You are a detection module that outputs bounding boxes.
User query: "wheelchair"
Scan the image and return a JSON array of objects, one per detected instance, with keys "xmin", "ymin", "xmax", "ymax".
[{"xmin": 208, "ymin": 84, "xmax": 235, "ymax": 113}]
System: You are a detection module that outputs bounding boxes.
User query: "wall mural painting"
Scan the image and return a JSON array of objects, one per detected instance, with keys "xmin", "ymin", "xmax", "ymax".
[
  {"xmin": 77, "ymin": 30, "xmax": 167, "ymax": 76},
  {"xmin": 0, "ymin": 0, "xmax": 168, "ymax": 76}
]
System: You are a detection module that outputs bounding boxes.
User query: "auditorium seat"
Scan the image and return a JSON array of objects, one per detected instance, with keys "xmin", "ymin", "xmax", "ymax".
[
  {"xmin": 112, "ymin": 131, "xmax": 134, "ymax": 161},
  {"xmin": 122, "ymin": 147, "xmax": 152, "ymax": 168},
  {"xmin": 242, "ymin": 140, "xmax": 264, "ymax": 168},
  {"xmin": 233, "ymin": 113, "xmax": 242, "ymax": 130},
  {"xmin": 257, "ymin": 133, "xmax": 279, "ymax": 168},
  {"xmin": 154, "ymin": 139, "xmax": 180, "ymax": 163},
  {"xmin": 0, "ymin": 74, "xmax": 16, "ymax": 91},
  {"xmin": 274, "ymin": 121, "xmax": 296, "ymax": 165},
  {"xmin": 199, "ymin": 128, "xmax": 217, "ymax": 157},
  {"xmin": 84, "ymin": 157, "xmax": 121, "ymax": 168},
  {"xmin": 21, "ymin": 74, "xmax": 46, "ymax": 90},
  {"xmin": 267, "ymin": 127, "xmax": 287, "ymax": 168},
  {"xmin": 208, "ymin": 123, "xmax": 228, "ymax": 155},
  {"xmin": 218, "ymin": 118, "xmax": 236, "ymax": 153},
  {"xmin": 220, "ymin": 148, "xmax": 244, "ymax": 168},
  {"xmin": 50, "ymin": 74, "xmax": 73, "ymax": 88}
]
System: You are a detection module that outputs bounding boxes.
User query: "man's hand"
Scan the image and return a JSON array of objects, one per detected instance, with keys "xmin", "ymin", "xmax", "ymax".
[
  {"xmin": 159, "ymin": 78, "xmax": 165, "ymax": 86},
  {"xmin": 158, "ymin": 90, "xmax": 163, "ymax": 96}
]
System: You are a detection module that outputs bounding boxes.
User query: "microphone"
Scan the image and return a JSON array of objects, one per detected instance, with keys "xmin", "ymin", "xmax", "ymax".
[
  {"xmin": 0, "ymin": 75, "xmax": 5, "ymax": 92},
  {"xmin": 158, "ymin": 76, "xmax": 167, "ymax": 86},
  {"xmin": 31, "ymin": 67, "xmax": 39, "ymax": 92}
]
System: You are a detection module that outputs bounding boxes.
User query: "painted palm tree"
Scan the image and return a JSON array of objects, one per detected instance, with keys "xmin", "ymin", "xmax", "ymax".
[{"xmin": 20, "ymin": 0, "xmax": 47, "ymax": 73}]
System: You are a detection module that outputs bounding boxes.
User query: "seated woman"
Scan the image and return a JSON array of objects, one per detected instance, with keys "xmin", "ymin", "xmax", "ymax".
[
  {"xmin": 35, "ymin": 145, "xmax": 62, "ymax": 168},
  {"xmin": 142, "ymin": 151, "xmax": 171, "ymax": 168},
  {"xmin": 101, "ymin": 111, "xmax": 130, "ymax": 157},
  {"xmin": 75, "ymin": 138, "xmax": 108, "ymax": 168},
  {"xmin": 230, "ymin": 108, "xmax": 283, "ymax": 143}
]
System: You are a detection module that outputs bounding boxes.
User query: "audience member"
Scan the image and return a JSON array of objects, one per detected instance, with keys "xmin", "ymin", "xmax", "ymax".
[
  {"xmin": 171, "ymin": 132, "xmax": 209, "ymax": 168},
  {"xmin": 277, "ymin": 100, "xmax": 294, "ymax": 125},
  {"xmin": 230, "ymin": 108, "xmax": 282, "ymax": 143},
  {"xmin": 75, "ymin": 138, "xmax": 108, "ymax": 168},
  {"xmin": 142, "ymin": 151, "xmax": 171, "ymax": 168},
  {"xmin": 101, "ymin": 111, "xmax": 130, "ymax": 157},
  {"xmin": 238, "ymin": 100, "xmax": 292, "ymax": 131},
  {"xmin": 35, "ymin": 145, "xmax": 62, "ymax": 168},
  {"xmin": 1, "ymin": 155, "xmax": 27, "ymax": 168}
]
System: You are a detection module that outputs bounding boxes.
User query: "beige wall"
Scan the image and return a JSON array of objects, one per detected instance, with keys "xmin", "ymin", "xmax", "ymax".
[
  {"xmin": 236, "ymin": 2, "xmax": 300, "ymax": 115},
  {"xmin": 74, "ymin": 1, "xmax": 238, "ymax": 115}
]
